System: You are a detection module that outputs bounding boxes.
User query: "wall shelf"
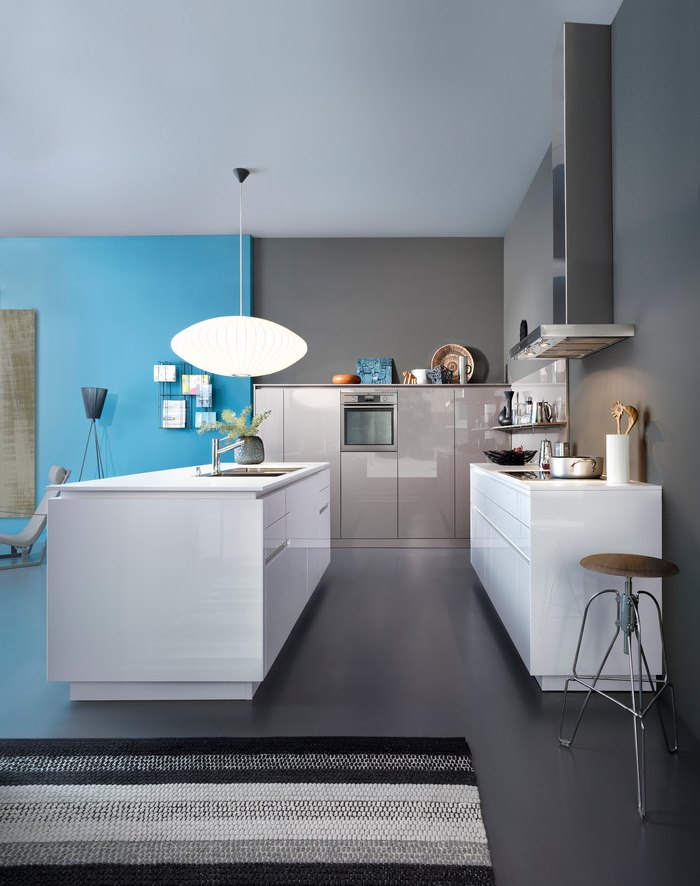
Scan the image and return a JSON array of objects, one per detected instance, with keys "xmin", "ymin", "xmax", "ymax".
[{"xmin": 488, "ymin": 422, "xmax": 567, "ymax": 432}]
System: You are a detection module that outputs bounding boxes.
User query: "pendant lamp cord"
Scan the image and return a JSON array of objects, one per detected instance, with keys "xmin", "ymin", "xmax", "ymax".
[{"xmin": 239, "ymin": 177, "xmax": 243, "ymax": 316}]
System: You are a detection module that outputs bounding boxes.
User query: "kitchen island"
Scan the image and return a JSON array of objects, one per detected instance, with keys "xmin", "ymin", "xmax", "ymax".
[
  {"xmin": 47, "ymin": 463, "xmax": 330, "ymax": 700},
  {"xmin": 470, "ymin": 463, "xmax": 663, "ymax": 690}
]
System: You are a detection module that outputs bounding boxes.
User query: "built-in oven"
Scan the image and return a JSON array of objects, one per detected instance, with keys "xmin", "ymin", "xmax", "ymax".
[{"xmin": 341, "ymin": 391, "xmax": 397, "ymax": 451}]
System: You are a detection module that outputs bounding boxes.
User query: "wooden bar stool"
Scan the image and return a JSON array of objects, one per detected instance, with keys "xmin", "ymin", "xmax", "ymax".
[{"xmin": 559, "ymin": 553, "xmax": 679, "ymax": 820}]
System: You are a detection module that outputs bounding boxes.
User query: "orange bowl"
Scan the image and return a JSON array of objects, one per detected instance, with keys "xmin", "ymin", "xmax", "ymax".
[{"xmin": 332, "ymin": 374, "xmax": 361, "ymax": 385}]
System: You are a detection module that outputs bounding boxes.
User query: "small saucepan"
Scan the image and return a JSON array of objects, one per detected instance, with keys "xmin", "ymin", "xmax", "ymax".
[{"xmin": 549, "ymin": 456, "xmax": 604, "ymax": 479}]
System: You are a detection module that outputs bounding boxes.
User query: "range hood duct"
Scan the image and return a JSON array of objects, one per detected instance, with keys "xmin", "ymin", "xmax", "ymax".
[{"xmin": 510, "ymin": 23, "xmax": 634, "ymax": 361}]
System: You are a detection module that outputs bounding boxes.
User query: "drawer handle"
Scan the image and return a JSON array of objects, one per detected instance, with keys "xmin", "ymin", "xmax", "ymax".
[
  {"xmin": 265, "ymin": 539, "xmax": 288, "ymax": 565},
  {"xmin": 319, "ymin": 503, "xmax": 329, "ymax": 515}
]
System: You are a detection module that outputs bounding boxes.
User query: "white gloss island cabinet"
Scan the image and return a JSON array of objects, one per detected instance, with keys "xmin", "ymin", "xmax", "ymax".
[
  {"xmin": 470, "ymin": 464, "xmax": 663, "ymax": 690},
  {"xmin": 47, "ymin": 464, "xmax": 330, "ymax": 701}
]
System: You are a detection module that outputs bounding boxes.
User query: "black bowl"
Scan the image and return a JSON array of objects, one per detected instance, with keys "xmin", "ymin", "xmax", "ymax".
[{"xmin": 483, "ymin": 449, "xmax": 537, "ymax": 466}]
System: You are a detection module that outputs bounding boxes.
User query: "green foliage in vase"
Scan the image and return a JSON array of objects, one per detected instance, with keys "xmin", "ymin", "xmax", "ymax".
[{"xmin": 197, "ymin": 405, "xmax": 271, "ymax": 440}]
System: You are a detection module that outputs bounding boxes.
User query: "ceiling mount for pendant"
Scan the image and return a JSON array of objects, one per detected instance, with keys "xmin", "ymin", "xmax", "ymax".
[{"xmin": 170, "ymin": 167, "xmax": 307, "ymax": 378}]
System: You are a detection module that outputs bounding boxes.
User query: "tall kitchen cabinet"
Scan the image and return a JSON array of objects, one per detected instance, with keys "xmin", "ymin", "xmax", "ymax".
[
  {"xmin": 254, "ymin": 387, "xmax": 341, "ymax": 539},
  {"xmin": 454, "ymin": 386, "xmax": 509, "ymax": 539},
  {"xmin": 398, "ymin": 388, "xmax": 455, "ymax": 538}
]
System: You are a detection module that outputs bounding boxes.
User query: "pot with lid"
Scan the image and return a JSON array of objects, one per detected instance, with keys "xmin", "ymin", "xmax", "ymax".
[{"xmin": 549, "ymin": 456, "xmax": 604, "ymax": 479}]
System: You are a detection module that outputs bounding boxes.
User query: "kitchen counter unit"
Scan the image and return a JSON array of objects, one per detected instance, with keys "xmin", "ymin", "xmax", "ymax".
[
  {"xmin": 47, "ymin": 463, "xmax": 330, "ymax": 700},
  {"xmin": 50, "ymin": 462, "xmax": 325, "ymax": 494},
  {"xmin": 470, "ymin": 463, "xmax": 662, "ymax": 690}
]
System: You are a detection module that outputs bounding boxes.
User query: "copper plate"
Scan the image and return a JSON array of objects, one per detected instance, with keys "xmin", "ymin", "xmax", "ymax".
[{"xmin": 430, "ymin": 344, "xmax": 474, "ymax": 383}]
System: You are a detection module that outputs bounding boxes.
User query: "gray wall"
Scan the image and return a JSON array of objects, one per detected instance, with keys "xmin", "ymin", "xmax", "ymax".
[
  {"xmin": 502, "ymin": 147, "xmax": 554, "ymax": 382},
  {"xmin": 569, "ymin": 0, "xmax": 700, "ymax": 739},
  {"xmin": 254, "ymin": 238, "xmax": 504, "ymax": 384},
  {"xmin": 504, "ymin": 0, "xmax": 700, "ymax": 739}
]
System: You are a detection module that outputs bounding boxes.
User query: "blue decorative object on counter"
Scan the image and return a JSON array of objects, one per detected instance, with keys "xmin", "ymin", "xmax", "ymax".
[
  {"xmin": 426, "ymin": 367, "xmax": 443, "ymax": 384},
  {"xmin": 357, "ymin": 357, "xmax": 393, "ymax": 384}
]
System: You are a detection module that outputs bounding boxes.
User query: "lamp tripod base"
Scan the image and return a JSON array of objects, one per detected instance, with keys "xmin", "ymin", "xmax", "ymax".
[{"xmin": 78, "ymin": 419, "xmax": 105, "ymax": 481}]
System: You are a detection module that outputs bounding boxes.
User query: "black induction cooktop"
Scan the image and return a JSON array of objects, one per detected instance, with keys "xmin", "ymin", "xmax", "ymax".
[{"xmin": 499, "ymin": 470, "xmax": 551, "ymax": 480}]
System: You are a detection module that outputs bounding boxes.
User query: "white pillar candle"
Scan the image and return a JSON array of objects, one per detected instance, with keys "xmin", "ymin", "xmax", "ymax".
[{"xmin": 606, "ymin": 434, "xmax": 630, "ymax": 484}]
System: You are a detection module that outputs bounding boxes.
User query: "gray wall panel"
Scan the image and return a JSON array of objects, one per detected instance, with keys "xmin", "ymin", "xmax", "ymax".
[
  {"xmin": 503, "ymin": 148, "xmax": 554, "ymax": 382},
  {"xmin": 568, "ymin": 0, "xmax": 700, "ymax": 740},
  {"xmin": 254, "ymin": 238, "xmax": 503, "ymax": 385},
  {"xmin": 504, "ymin": 0, "xmax": 700, "ymax": 739}
]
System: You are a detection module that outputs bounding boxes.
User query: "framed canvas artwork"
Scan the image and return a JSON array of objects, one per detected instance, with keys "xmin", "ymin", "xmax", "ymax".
[{"xmin": 356, "ymin": 358, "xmax": 393, "ymax": 385}]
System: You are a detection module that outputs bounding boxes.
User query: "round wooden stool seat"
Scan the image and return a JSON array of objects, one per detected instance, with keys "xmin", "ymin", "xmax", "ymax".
[{"xmin": 580, "ymin": 553, "xmax": 679, "ymax": 579}]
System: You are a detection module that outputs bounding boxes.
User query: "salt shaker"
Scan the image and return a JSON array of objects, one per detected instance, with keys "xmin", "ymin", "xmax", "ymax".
[{"xmin": 539, "ymin": 439, "xmax": 552, "ymax": 470}]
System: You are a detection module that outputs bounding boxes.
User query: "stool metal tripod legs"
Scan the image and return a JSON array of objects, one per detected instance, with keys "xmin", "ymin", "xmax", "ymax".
[{"xmin": 559, "ymin": 579, "xmax": 677, "ymax": 820}]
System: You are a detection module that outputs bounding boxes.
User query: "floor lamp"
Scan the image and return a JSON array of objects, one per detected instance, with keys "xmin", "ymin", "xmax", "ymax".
[{"xmin": 79, "ymin": 387, "xmax": 107, "ymax": 481}]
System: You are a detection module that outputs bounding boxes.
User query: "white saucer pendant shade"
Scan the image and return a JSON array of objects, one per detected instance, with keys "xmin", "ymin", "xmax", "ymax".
[
  {"xmin": 170, "ymin": 168, "xmax": 307, "ymax": 377},
  {"xmin": 171, "ymin": 315, "xmax": 307, "ymax": 377}
]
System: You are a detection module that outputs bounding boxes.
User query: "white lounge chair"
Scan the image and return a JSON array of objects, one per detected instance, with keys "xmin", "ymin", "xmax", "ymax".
[{"xmin": 0, "ymin": 465, "xmax": 71, "ymax": 569}]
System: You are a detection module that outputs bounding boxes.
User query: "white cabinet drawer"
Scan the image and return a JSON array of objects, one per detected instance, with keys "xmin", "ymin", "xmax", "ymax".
[
  {"xmin": 473, "ymin": 489, "xmax": 530, "ymax": 561},
  {"xmin": 263, "ymin": 490, "xmax": 287, "ymax": 528},
  {"xmin": 480, "ymin": 492, "xmax": 520, "ymax": 546},
  {"xmin": 263, "ymin": 544, "xmax": 305, "ymax": 674},
  {"xmin": 518, "ymin": 494, "xmax": 530, "ymax": 527},
  {"xmin": 317, "ymin": 485, "xmax": 330, "ymax": 519},
  {"xmin": 264, "ymin": 514, "xmax": 288, "ymax": 565},
  {"xmin": 312, "ymin": 467, "xmax": 330, "ymax": 494},
  {"xmin": 472, "ymin": 470, "xmax": 525, "ymax": 520},
  {"xmin": 489, "ymin": 479, "xmax": 521, "ymax": 519}
]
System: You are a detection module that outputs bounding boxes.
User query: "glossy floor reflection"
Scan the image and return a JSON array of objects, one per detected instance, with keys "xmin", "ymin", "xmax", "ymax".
[{"xmin": 1, "ymin": 549, "xmax": 699, "ymax": 886}]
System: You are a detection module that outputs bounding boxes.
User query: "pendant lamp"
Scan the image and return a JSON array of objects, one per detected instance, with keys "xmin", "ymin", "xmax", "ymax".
[{"xmin": 170, "ymin": 168, "xmax": 307, "ymax": 377}]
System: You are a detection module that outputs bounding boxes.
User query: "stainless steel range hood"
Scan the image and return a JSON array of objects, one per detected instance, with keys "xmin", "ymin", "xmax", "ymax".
[
  {"xmin": 512, "ymin": 323, "xmax": 635, "ymax": 359},
  {"xmin": 510, "ymin": 23, "xmax": 634, "ymax": 361}
]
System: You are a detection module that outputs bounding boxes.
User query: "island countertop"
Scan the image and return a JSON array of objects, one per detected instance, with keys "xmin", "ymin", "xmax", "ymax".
[
  {"xmin": 52, "ymin": 462, "xmax": 329, "ymax": 496},
  {"xmin": 472, "ymin": 462, "xmax": 660, "ymax": 492}
]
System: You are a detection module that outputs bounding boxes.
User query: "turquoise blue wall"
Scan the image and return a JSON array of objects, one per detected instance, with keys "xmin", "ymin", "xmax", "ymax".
[{"xmin": 0, "ymin": 235, "xmax": 253, "ymax": 532}]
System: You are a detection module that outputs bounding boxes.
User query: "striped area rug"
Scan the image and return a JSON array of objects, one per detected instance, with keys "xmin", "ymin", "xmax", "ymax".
[{"xmin": 0, "ymin": 736, "xmax": 495, "ymax": 885}]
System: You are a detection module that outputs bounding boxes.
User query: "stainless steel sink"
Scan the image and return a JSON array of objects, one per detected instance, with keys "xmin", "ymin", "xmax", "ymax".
[{"xmin": 200, "ymin": 466, "xmax": 302, "ymax": 478}]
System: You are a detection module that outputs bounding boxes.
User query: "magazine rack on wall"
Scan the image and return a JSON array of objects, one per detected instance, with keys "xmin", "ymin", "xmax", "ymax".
[{"xmin": 154, "ymin": 361, "xmax": 215, "ymax": 430}]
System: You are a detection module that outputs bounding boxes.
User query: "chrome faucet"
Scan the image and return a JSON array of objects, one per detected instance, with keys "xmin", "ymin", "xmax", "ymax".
[{"xmin": 211, "ymin": 437, "xmax": 244, "ymax": 475}]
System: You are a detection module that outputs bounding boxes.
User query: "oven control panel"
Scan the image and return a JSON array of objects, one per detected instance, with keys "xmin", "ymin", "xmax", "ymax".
[{"xmin": 341, "ymin": 392, "xmax": 398, "ymax": 405}]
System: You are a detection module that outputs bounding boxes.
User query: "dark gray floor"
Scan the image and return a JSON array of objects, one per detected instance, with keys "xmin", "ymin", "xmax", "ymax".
[{"xmin": 2, "ymin": 549, "xmax": 699, "ymax": 885}]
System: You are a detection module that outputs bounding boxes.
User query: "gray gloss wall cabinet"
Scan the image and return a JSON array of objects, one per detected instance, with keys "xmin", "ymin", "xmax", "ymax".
[
  {"xmin": 255, "ymin": 387, "xmax": 341, "ymax": 539},
  {"xmin": 340, "ymin": 452, "xmax": 398, "ymax": 539},
  {"xmin": 454, "ymin": 387, "xmax": 507, "ymax": 538},
  {"xmin": 255, "ymin": 387, "xmax": 284, "ymax": 461},
  {"xmin": 284, "ymin": 388, "xmax": 341, "ymax": 539},
  {"xmin": 398, "ymin": 389, "xmax": 455, "ymax": 538},
  {"xmin": 255, "ymin": 384, "xmax": 528, "ymax": 545}
]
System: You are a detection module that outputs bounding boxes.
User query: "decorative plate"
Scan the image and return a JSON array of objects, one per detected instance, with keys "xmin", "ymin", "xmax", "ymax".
[{"xmin": 430, "ymin": 344, "xmax": 474, "ymax": 383}]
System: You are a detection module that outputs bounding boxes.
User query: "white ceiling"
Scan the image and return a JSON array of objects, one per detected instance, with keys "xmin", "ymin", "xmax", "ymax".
[{"xmin": 0, "ymin": 0, "xmax": 622, "ymax": 238}]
